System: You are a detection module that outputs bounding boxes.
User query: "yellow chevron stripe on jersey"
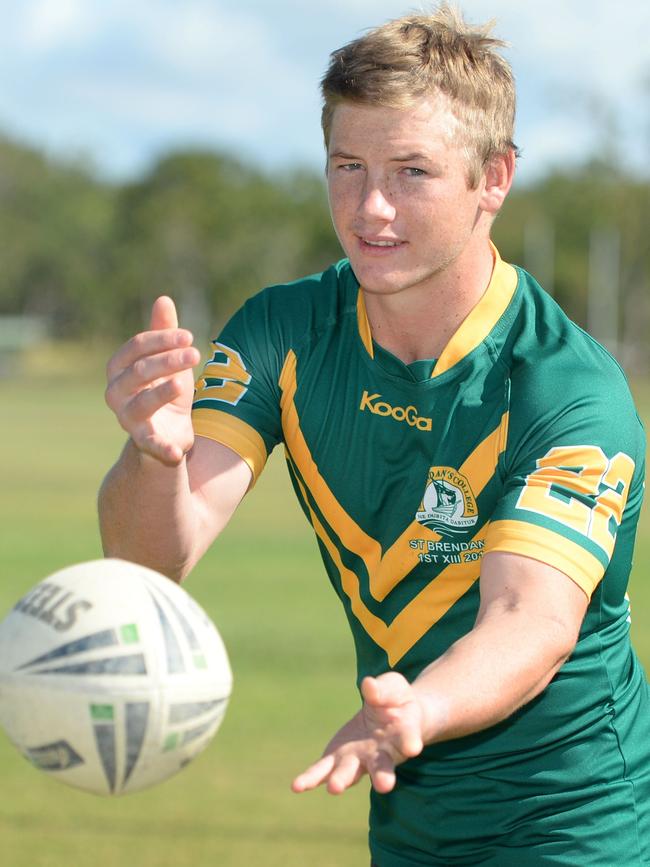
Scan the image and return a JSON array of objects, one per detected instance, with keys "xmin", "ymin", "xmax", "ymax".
[
  {"xmin": 461, "ymin": 410, "xmax": 509, "ymax": 496},
  {"xmin": 191, "ymin": 251, "xmax": 649, "ymax": 857},
  {"xmin": 387, "ymin": 528, "xmax": 485, "ymax": 664},
  {"xmin": 192, "ymin": 408, "xmax": 267, "ymax": 482},
  {"xmin": 369, "ymin": 414, "xmax": 508, "ymax": 600},
  {"xmin": 279, "ymin": 348, "xmax": 508, "ymax": 602},
  {"xmin": 289, "ymin": 461, "xmax": 390, "ymax": 646},
  {"xmin": 279, "ymin": 348, "xmax": 385, "ymax": 588},
  {"xmin": 484, "ymin": 519, "xmax": 605, "ymax": 598},
  {"xmin": 289, "ymin": 451, "xmax": 484, "ymax": 665}
]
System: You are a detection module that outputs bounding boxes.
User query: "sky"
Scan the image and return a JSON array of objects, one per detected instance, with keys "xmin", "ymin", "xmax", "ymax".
[{"xmin": 0, "ymin": 0, "xmax": 648, "ymax": 185}]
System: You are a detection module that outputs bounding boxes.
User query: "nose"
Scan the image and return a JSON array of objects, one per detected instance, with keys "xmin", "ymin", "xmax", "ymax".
[{"xmin": 358, "ymin": 182, "xmax": 396, "ymax": 223}]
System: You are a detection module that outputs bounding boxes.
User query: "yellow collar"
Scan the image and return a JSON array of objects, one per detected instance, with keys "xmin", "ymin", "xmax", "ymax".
[{"xmin": 356, "ymin": 244, "xmax": 518, "ymax": 378}]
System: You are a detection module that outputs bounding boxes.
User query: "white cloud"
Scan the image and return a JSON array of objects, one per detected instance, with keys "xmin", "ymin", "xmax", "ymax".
[
  {"xmin": 14, "ymin": 0, "xmax": 98, "ymax": 52},
  {"xmin": 0, "ymin": 0, "xmax": 646, "ymax": 179}
]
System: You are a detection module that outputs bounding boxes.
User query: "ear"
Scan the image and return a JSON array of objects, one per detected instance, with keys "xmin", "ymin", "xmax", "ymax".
[{"xmin": 479, "ymin": 148, "xmax": 516, "ymax": 215}]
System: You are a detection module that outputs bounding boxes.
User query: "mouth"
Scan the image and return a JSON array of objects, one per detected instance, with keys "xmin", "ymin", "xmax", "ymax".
[{"xmin": 358, "ymin": 236, "xmax": 406, "ymax": 250}]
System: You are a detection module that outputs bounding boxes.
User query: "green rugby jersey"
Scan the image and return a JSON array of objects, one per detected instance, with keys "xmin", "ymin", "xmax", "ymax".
[{"xmin": 192, "ymin": 249, "xmax": 650, "ymax": 865}]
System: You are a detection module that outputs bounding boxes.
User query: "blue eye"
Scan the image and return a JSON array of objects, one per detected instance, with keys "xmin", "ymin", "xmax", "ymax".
[{"xmin": 403, "ymin": 167, "xmax": 426, "ymax": 177}]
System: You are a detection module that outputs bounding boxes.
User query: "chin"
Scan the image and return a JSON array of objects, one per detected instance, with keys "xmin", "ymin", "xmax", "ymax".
[
  {"xmin": 347, "ymin": 260, "xmax": 398, "ymax": 290},
  {"xmin": 350, "ymin": 264, "xmax": 424, "ymax": 297},
  {"xmin": 358, "ymin": 279, "xmax": 402, "ymax": 296}
]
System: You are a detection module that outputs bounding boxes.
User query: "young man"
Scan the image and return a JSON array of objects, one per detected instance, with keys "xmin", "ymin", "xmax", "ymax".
[{"xmin": 99, "ymin": 7, "xmax": 650, "ymax": 865}]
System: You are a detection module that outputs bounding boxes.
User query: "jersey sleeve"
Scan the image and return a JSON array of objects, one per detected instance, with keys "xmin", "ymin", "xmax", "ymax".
[
  {"xmin": 484, "ymin": 351, "xmax": 646, "ymax": 598},
  {"xmin": 191, "ymin": 291, "xmax": 285, "ymax": 484}
]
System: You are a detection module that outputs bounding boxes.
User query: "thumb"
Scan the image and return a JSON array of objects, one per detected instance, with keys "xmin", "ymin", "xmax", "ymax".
[
  {"xmin": 150, "ymin": 295, "xmax": 179, "ymax": 331},
  {"xmin": 362, "ymin": 672, "xmax": 412, "ymax": 708}
]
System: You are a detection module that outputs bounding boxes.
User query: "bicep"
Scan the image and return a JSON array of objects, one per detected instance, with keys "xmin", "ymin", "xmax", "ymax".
[
  {"xmin": 478, "ymin": 551, "xmax": 589, "ymax": 658},
  {"xmin": 185, "ymin": 435, "xmax": 253, "ymax": 562}
]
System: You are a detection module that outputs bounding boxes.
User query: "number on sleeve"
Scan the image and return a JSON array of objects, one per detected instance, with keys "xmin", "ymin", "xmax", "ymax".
[
  {"xmin": 516, "ymin": 445, "xmax": 635, "ymax": 557},
  {"xmin": 195, "ymin": 342, "xmax": 251, "ymax": 406}
]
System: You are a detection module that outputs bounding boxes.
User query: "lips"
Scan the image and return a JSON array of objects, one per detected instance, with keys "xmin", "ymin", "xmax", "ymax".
[{"xmin": 359, "ymin": 236, "xmax": 405, "ymax": 248}]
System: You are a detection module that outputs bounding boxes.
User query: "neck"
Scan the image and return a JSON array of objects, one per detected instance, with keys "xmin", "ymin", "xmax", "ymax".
[{"xmin": 362, "ymin": 239, "xmax": 495, "ymax": 365}]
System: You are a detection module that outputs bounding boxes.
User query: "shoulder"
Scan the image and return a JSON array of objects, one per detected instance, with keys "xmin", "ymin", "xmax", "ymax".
[
  {"xmin": 216, "ymin": 259, "xmax": 356, "ymax": 367},
  {"xmin": 208, "ymin": 259, "xmax": 361, "ymax": 402},
  {"xmin": 506, "ymin": 268, "xmax": 636, "ymax": 409},
  {"xmin": 240, "ymin": 259, "xmax": 357, "ymax": 331},
  {"xmin": 504, "ymin": 269, "xmax": 644, "ymax": 460}
]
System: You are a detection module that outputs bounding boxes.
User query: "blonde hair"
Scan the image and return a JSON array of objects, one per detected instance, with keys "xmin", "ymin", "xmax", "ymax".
[{"xmin": 320, "ymin": 4, "xmax": 517, "ymax": 188}]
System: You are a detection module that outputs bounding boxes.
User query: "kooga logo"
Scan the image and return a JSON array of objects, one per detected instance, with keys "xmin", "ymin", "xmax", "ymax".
[{"xmin": 359, "ymin": 390, "xmax": 432, "ymax": 431}]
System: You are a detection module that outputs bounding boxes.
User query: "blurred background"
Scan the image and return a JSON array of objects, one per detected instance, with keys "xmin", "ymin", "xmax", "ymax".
[
  {"xmin": 0, "ymin": 3, "xmax": 649, "ymax": 866},
  {"xmin": 0, "ymin": 0, "xmax": 648, "ymax": 363}
]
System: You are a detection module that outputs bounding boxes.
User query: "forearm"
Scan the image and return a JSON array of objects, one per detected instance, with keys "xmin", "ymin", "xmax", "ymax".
[
  {"xmin": 294, "ymin": 556, "xmax": 587, "ymax": 796},
  {"xmin": 98, "ymin": 438, "xmax": 199, "ymax": 581},
  {"xmin": 413, "ymin": 609, "xmax": 575, "ymax": 745}
]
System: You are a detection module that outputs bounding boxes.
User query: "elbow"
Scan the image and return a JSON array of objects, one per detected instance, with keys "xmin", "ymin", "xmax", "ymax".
[
  {"xmin": 530, "ymin": 617, "xmax": 581, "ymax": 699},
  {"xmin": 549, "ymin": 608, "xmax": 582, "ymax": 665}
]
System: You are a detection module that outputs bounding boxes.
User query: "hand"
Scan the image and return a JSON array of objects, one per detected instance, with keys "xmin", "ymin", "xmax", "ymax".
[
  {"xmin": 105, "ymin": 296, "xmax": 201, "ymax": 465},
  {"xmin": 292, "ymin": 672, "xmax": 426, "ymax": 796}
]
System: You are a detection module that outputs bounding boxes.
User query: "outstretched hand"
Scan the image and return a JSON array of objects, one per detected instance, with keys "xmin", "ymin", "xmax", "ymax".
[
  {"xmin": 105, "ymin": 296, "xmax": 201, "ymax": 465},
  {"xmin": 292, "ymin": 672, "xmax": 427, "ymax": 796}
]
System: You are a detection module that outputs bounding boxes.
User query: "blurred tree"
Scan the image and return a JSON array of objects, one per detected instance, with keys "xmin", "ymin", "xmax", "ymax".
[
  {"xmin": 0, "ymin": 137, "xmax": 115, "ymax": 336},
  {"xmin": 0, "ymin": 131, "xmax": 646, "ymax": 370},
  {"xmin": 494, "ymin": 163, "xmax": 650, "ymax": 371},
  {"xmin": 109, "ymin": 151, "xmax": 340, "ymax": 342}
]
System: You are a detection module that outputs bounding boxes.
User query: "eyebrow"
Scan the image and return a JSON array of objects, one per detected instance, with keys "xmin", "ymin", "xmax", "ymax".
[
  {"xmin": 328, "ymin": 150, "xmax": 433, "ymax": 163},
  {"xmin": 391, "ymin": 153, "xmax": 430, "ymax": 162},
  {"xmin": 328, "ymin": 151, "xmax": 361, "ymax": 160}
]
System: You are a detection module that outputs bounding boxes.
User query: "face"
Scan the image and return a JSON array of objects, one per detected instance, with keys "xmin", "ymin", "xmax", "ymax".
[{"xmin": 327, "ymin": 97, "xmax": 493, "ymax": 298}]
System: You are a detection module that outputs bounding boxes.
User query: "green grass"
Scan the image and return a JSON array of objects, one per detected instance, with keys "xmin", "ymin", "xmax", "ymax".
[
  {"xmin": 0, "ymin": 351, "xmax": 649, "ymax": 867},
  {"xmin": 0, "ymin": 358, "xmax": 368, "ymax": 867}
]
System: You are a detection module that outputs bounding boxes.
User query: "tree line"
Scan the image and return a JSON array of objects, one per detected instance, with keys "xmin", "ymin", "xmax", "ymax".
[{"xmin": 0, "ymin": 135, "xmax": 648, "ymax": 369}]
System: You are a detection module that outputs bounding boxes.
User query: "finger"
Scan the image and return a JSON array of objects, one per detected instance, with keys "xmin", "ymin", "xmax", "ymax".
[
  {"xmin": 119, "ymin": 377, "xmax": 187, "ymax": 429},
  {"xmin": 150, "ymin": 295, "xmax": 179, "ymax": 331},
  {"xmin": 368, "ymin": 749, "xmax": 397, "ymax": 794},
  {"xmin": 107, "ymin": 347, "xmax": 200, "ymax": 408},
  {"xmin": 291, "ymin": 754, "xmax": 336, "ymax": 793},
  {"xmin": 107, "ymin": 329, "xmax": 195, "ymax": 382},
  {"xmin": 396, "ymin": 723, "xmax": 423, "ymax": 759},
  {"xmin": 326, "ymin": 753, "xmax": 364, "ymax": 795},
  {"xmin": 378, "ymin": 705, "xmax": 424, "ymax": 759}
]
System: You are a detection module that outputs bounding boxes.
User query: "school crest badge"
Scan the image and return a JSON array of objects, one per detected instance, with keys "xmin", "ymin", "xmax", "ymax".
[{"xmin": 415, "ymin": 467, "xmax": 478, "ymax": 533}]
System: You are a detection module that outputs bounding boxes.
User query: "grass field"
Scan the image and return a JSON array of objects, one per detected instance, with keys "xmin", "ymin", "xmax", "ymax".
[{"xmin": 0, "ymin": 348, "xmax": 649, "ymax": 867}]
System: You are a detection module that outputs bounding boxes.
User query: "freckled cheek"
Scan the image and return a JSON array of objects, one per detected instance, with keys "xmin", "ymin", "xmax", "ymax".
[
  {"xmin": 328, "ymin": 184, "xmax": 362, "ymax": 225},
  {"xmin": 405, "ymin": 203, "xmax": 443, "ymax": 233}
]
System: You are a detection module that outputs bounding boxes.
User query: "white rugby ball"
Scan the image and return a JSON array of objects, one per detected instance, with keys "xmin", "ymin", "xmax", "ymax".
[{"xmin": 0, "ymin": 559, "xmax": 232, "ymax": 796}]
